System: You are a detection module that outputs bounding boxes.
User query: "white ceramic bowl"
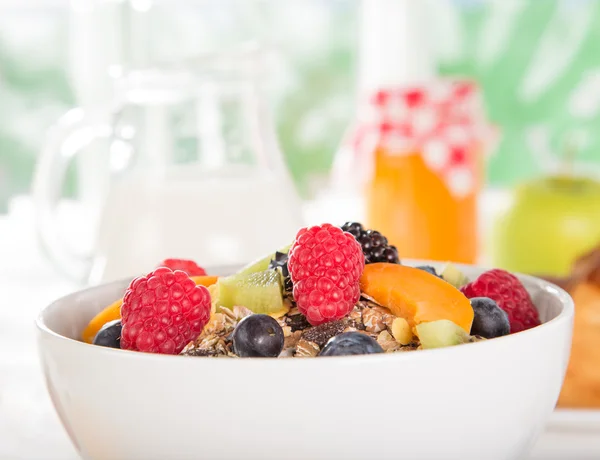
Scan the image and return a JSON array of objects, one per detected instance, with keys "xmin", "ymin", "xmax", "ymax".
[{"xmin": 37, "ymin": 264, "xmax": 574, "ymax": 460}]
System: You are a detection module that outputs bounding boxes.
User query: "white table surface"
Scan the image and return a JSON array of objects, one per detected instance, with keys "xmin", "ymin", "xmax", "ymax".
[{"xmin": 1, "ymin": 194, "xmax": 599, "ymax": 460}]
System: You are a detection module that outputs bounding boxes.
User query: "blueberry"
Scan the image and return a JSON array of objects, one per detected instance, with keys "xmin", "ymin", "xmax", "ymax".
[
  {"xmin": 470, "ymin": 297, "xmax": 510, "ymax": 338},
  {"xmin": 319, "ymin": 332, "xmax": 384, "ymax": 356},
  {"xmin": 416, "ymin": 265, "xmax": 441, "ymax": 278},
  {"xmin": 92, "ymin": 320, "xmax": 122, "ymax": 348},
  {"xmin": 232, "ymin": 314, "xmax": 284, "ymax": 358}
]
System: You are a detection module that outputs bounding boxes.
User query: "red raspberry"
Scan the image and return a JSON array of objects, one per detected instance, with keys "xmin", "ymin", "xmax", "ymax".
[
  {"xmin": 158, "ymin": 258, "xmax": 207, "ymax": 277},
  {"xmin": 288, "ymin": 224, "xmax": 364, "ymax": 326},
  {"xmin": 121, "ymin": 267, "xmax": 211, "ymax": 354},
  {"xmin": 461, "ymin": 269, "xmax": 541, "ymax": 333}
]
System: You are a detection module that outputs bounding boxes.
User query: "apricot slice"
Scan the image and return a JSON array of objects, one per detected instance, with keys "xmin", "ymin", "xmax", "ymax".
[
  {"xmin": 360, "ymin": 263, "xmax": 474, "ymax": 333},
  {"xmin": 82, "ymin": 276, "xmax": 219, "ymax": 343},
  {"xmin": 190, "ymin": 275, "xmax": 219, "ymax": 287},
  {"xmin": 82, "ymin": 299, "xmax": 122, "ymax": 344}
]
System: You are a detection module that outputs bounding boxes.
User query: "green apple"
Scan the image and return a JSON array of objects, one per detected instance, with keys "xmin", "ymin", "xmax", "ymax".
[{"xmin": 492, "ymin": 176, "xmax": 600, "ymax": 277}]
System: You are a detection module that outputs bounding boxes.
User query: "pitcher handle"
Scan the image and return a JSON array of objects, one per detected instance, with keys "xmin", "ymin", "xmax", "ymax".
[{"xmin": 32, "ymin": 108, "xmax": 112, "ymax": 282}]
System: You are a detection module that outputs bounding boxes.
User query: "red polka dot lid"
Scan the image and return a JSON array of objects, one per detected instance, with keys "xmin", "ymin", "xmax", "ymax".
[{"xmin": 350, "ymin": 80, "xmax": 497, "ymax": 198}]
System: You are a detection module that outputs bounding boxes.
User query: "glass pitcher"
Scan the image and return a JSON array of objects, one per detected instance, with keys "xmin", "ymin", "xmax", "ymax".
[{"xmin": 32, "ymin": 49, "xmax": 303, "ymax": 285}]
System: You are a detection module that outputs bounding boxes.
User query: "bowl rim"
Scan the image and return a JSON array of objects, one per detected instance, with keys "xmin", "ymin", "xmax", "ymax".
[{"xmin": 35, "ymin": 263, "xmax": 575, "ymax": 365}]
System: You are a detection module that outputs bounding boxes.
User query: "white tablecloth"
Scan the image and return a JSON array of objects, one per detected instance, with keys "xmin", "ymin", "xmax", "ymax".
[
  {"xmin": 0, "ymin": 199, "xmax": 78, "ymax": 459},
  {"xmin": 1, "ymin": 195, "xmax": 599, "ymax": 460}
]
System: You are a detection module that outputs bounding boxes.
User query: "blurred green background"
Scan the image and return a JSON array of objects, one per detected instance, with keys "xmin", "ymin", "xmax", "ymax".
[{"xmin": 1, "ymin": 0, "xmax": 600, "ymax": 212}]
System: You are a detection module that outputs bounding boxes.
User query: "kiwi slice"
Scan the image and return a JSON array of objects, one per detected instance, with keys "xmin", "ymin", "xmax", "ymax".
[
  {"xmin": 237, "ymin": 244, "xmax": 292, "ymax": 275},
  {"xmin": 217, "ymin": 270, "xmax": 286, "ymax": 316},
  {"xmin": 416, "ymin": 320, "xmax": 471, "ymax": 349},
  {"xmin": 440, "ymin": 263, "xmax": 470, "ymax": 289}
]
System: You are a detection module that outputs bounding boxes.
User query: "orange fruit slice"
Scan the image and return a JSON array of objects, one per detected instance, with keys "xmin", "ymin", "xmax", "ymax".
[
  {"xmin": 82, "ymin": 275, "xmax": 219, "ymax": 343},
  {"xmin": 360, "ymin": 263, "xmax": 474, "ymax": 333}
]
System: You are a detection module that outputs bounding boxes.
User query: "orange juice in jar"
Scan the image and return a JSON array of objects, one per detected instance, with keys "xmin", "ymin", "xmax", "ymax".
[{"xmin": 358, "ymin": 83, "xmax": 489, "ymax": 264}]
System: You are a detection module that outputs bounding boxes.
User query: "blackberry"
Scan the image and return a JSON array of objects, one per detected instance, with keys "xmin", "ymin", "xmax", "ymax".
[
  {"xmin": 341, "ymin": 222, "xmax": 400, "ymax": 264},
  {"xmin": 268, "ymin": 251, "xmax": 293, "ymax": 293},
  {"xmin": 342, "ymin": 221, "xmax": 363, "ymax": 239}
]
